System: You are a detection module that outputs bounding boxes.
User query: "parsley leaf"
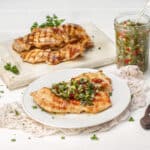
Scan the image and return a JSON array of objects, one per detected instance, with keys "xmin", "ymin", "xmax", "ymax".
[
  {"xmin": 32, "ymin": 105, "xmax": 38, "ymax": 109},
  {"xmin": 131, "ymin": 94, "xmax": 134, "ymax": 100},
  {"xmin": 109, "ymin": 92, "xmax": 112, "ymax": 96},
  {"xmin": 31, "ymin": 14, "xmax": 65, "ymax": 31},
  {"xmin": 15, "ymin": 110, "xmax": 20, "ymax": 116},
  {"xmin": 128, "ymin": 117, "xmax": 134, "ymax": 122},
  {"xmin": 61, "ymin": 136, "xmax": 65, "ymax": 139},
  {"xmin": 90, "ymin": 134, "xmax": 99, "ymax": 140},
  {"xmin": 11, "ymin": 138, "xmax": 16, "ymax": 142},
  {"xmin": 4, "ymin": 63, "xmax": 19, "ymax": 75},
  {"xmin": 31, "ymin": 22, "xmax": 39, "ymax": 31}
]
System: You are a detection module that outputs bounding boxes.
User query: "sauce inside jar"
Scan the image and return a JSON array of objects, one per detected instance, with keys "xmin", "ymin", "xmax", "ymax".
[{"xmin": 115, "ymin": 17, "xmax": 150, "ymax": 72}]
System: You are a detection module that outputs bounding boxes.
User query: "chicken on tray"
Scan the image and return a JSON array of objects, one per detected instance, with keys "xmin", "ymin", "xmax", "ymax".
[
  {"xmin": 12, "ymin": 23, "xmax": 94, "ymax": 65},
  {"xmin": 31, "ymin": 71, "xmax": 112, "ymax": 114}
]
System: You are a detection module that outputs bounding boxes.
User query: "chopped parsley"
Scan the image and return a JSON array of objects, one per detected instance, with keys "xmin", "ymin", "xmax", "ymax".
[
  {"xmin": 51, "ymin": 78, "xmax": 96, "ymax": 106},
  {"xmin": 109, "ymin": 92, "xmax": 112, "ymax": 96},
  {"xmin": 15, "ymin": 110, "xmax": 20, "ymax": 116},
  {"xmin": 131, "ymin": 94, "xmax": 134, "ymax": 100},
  {"xmin": 90, "ymin": 134, "xmax": 99, "ymax": 140},
  {"xmin": 32, "ymin": 105, "xmax": 38, "ymax": 109},
  {"xmin": 31, "ymin": 14, "xmax": 65, "ymax": 31},
  {"xmin": 61, "ymin": 136, "xmax": 65, "ymax": 140},
  {"xmin": 41, "ymin": 108, "xmax": 46, "ymax": 112},
  {"xmin": 31, "ymin": 22, "xmax": 38, "ymax": 31},
  {"xmin": 11, "ymin": 138, "xmax": 16, "ymax": 142},
  {"xmin": 98, "ymin": 47, "xmax": 101, "ymax": 50},
  {"xmin": 0, "ymin": 90, "xmax": 4, "ymax": 93},
  {"xmin": 4, "ymin": 63, "xmax": 19, "ymax": 75},
  {"xmin": 128, "ymin": 117, "xmax": 134, "ymax": 122}
]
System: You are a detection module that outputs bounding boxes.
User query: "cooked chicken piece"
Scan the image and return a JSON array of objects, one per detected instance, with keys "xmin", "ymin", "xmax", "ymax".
[
  {"xmin": 12, "ymin": 24, "xmax": 93, "ymax": 52},
  {"xmin": 20, "ymin": 49, "xmax": 49, "ymax": 64},
  {"xmin": 31, "ymin": 71, "xmax": 112, "ymax": 114},
  {"xmin": 20, "ymin": 42, "xmax": 85, "ymax": 64},
  {"xmin": 31, "ymin": 88, "xmax": 111, "ymax": 113}
]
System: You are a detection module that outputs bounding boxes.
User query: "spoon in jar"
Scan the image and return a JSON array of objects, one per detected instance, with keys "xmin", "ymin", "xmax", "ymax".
[{"xmin": 136, "ymin": 0, "xmax": 150, "ymax": 22}]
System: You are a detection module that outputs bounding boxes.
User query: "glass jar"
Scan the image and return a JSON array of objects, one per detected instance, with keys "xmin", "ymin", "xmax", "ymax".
[{"xmin": 114, "ymin": 13, "xmax": 150, "ymax": 72}]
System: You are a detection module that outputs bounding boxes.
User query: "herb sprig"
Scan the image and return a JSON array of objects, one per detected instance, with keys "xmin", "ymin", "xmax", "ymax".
[
  {"xmin": 4, "ymin": 63, "xmax": 19, "ymax": 75},
  {"xmin": 31, "ymin": 14, "xmax": 65, "ymax": 31}
]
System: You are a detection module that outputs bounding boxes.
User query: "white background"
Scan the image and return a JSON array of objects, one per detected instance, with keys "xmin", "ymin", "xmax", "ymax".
[{"xmin": 0, "ymin": 0, "xmax": 150, "ymax": 150}]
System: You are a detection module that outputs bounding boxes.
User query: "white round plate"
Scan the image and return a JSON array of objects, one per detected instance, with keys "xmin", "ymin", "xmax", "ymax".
[{"xmin": 22, "ymin": 68, "xmax": 131, "ymax": 128}]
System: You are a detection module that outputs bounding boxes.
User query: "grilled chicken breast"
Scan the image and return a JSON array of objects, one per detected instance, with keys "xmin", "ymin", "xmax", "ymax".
[
  {"xmin": 20, "ymin": 43, "xmax": 85, "ymax": 64},
  {"xmin": 31, "ymin": 87, "xmax": 111, "ymax": 113},
  {"xmin": 12, "ymin": 24, "xmax": 93, "ymax": 52},
  {"xmin": 12, "ymin": 24, "xmax": 93, "ymax": 65},
  {"xmin": 31, "ymin": 71, "xmax": 112, "ymax": 114}
]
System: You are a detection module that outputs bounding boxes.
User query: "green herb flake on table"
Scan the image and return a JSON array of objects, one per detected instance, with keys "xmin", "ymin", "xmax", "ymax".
[
  {"xmin": 4, "ymin": 63, "xmax": 19, "ymax": 75},
  {"xmin": 32, "ymin": 105, "xmax": 38, "ymax": 109},
  {"xmin": 90, "ymin": 134, "xmax": 99, "ymax": 140},
  {"xmin": 11, "ymin": 138, "xmax": 16, "ymax": 142},
  {"xmin": 61, "ymin": 136, "xmax": 65, "ymax": 140},
  {"xmin": 128, "ymin": 116, "xmax": 135, "ymax": 122},
  {"xmin": 0, "ymin": 90, "xmax": 4, "ymax": 93},
  {"xmin": 15, "ymin": 110, "xmax": 20, "ymax": 116}
]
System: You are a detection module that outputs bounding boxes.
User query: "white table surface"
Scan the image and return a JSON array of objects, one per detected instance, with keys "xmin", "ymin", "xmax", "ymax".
[{"xmin": 0, "ymin": 0, "xmax": 150, "ymax": 150}]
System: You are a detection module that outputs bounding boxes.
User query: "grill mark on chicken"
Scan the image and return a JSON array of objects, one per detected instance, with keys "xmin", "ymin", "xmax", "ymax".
[
  {"xmin": 13, "ymin": 24, "xmax": 93, "ymax": 65},
  {"xmin": 13, "ymin": 24, "xmax": 92, "ymax": 52},
  {"xmin": 20, "ymin": 41, "xmax": 85, "ymax": 64}
]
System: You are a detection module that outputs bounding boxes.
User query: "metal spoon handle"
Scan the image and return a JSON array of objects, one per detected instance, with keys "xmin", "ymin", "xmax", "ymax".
[{"xmin": 136, "ymin": 0, "xmax": 150, "ymax": 22}]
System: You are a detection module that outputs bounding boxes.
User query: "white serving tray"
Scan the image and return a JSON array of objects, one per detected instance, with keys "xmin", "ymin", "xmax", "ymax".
[{"xmin": 0, "ymin": 23, "xmax": 115, "ymax": 89}]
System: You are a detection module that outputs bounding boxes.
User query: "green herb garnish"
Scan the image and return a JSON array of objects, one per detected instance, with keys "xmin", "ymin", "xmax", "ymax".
[
  {"xmin": 90, "ymin": 134, "xmax": 99, "ymax": 140},
  {"xmin": 11, "ymin": 138, "xmax": 16, "ymax": 142},
  {"xmin": 61, "ymin": 136, "xmax": 65, "ymax": 140},
  {"xmin": 128, "ymin": 117, "xmax": 134, "ymax": 122},
  {"xmin": 41, "ymin": 108, "xmax": 46, "ymax": 112},
  {"xmin": 109, "ymin": 92, "xmax": 112, "ymax": 96},
  {"xmin": 0, "ymin": 90, "xmax": 4, "ymax": 93},
  {"xmin": 31, "ymin": 14, "xmax": 65, "ymax": 31},
  {"xmin": 31, "ymin": 22, "xmax": 38, "ymax": 31},
  {"xmin": 4, "ymin": 63, "xmax": 19, "ymax": 75},
  {"xmin": 51, "ymin": 78, "xmax": 96, "ymax": 106},
  {"xmin": 32, "ymin": 105, "xmax": 38, "ymax": 109},
  {"xmin": 131, "ymin": 94, "xmax": 134, "ymax": 100},
  {"xmin": 15, "ymin": 110, "xmax": 20, "ymax": 116}
]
